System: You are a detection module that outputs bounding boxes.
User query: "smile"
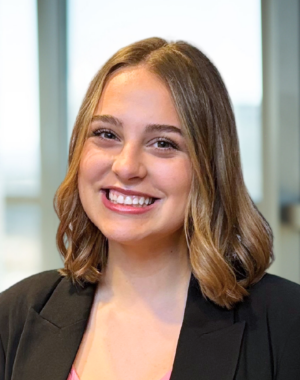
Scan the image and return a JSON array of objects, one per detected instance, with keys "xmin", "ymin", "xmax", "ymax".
[
  {"xmin": 101, "ymin": 189, "xmax": 160, "ymax": 214},
  {"xmin": 106, "ymin": 189, "xmax": 156, "ymax": 207}
]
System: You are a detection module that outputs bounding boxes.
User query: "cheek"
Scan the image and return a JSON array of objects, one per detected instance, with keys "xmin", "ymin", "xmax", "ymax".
[
  {"xmin": 78, "ymin": 144, "xmax": 110, "ymax": 186},
  {"xmin": 151, "ymin": 158, "xmax": 192, "ymax": 198}
]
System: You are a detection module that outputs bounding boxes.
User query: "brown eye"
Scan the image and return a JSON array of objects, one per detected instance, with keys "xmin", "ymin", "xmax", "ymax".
[
  {"xmin": 153, "ymin": 138, "xmax": 178, "ymax": 151},
  {"xmin": 92, "ymin": 128, "xmax": 118, "ymax": 140}
]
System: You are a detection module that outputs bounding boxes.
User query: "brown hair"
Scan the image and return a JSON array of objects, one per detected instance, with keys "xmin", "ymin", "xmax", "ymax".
[{"xmin": 54, "ymin": 37, "xmax": 274, "ymax": 308}]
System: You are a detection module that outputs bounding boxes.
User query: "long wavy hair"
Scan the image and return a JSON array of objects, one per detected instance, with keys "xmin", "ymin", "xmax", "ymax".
[{"xmin": 54, "ymin": 37, "xmax": 274, "ymax": 308}]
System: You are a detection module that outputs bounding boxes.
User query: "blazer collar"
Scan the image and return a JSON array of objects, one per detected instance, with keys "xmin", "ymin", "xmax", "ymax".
[
  {"xmin": 171, "ymin": 275, "xmax": 245, "ymax": 380},
  {"xmin": 11, "ymin": 277, "xmax": 97, "ymax": 380},
  {"xmin": 12, "ymin": 274, "xmax": 245, "ymax": 380}
]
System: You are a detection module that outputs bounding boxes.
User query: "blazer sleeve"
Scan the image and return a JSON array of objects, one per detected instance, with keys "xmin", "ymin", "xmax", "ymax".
[{"xmin": 276, "ymin": 316, "xmax": 300, "ymax": 379}]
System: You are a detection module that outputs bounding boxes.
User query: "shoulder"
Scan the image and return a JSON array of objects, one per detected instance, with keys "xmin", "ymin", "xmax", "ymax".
[
  {"xmin": 241, "ymin": 274, "xmax": 300, "ymax": 376},
  {"xmin": 0, "ymin": 270, "xmax": 63, "ymax": 325},
  {"xmin": 239, "ymin": 273, "xmax": 300, "ymax": 349},
  {"xmin": 248, "ymin": 272, "xmax": 300, "ymax": 315}
]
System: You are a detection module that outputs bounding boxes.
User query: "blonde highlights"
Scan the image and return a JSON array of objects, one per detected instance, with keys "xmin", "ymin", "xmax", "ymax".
[{"xmin": 54, "ymin": 37, "xmax": 273, "ymax": 308}]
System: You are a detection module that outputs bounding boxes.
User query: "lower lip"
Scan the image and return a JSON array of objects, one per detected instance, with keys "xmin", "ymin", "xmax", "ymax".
[{"xmin": 101, "ymin": 191, "xmax": 160, "ymax": 215}]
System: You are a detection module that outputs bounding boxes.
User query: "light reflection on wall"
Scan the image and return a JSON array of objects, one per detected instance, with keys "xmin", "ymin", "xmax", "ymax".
[{"xmin": 0, "ymin": 0, "xmax": 40, "ymax": 198}]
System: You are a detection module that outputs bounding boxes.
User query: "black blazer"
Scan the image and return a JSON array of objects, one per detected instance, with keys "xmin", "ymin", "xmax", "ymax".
[{"xmin": 1, "ymin": 270, "xmax": 300, "ymax": 380}]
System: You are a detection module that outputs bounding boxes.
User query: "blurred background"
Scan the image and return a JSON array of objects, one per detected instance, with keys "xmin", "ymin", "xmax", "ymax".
[{"xmin": 0, "ymin": 0, "xmax": 299, "ymax": 291}]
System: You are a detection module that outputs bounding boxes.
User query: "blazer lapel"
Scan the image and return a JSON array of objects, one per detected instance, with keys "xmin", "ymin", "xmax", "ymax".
[
  {"xmin": 170, "ymin": 275, "xmax": 245, "ymax": 380},
  {"xmin": 11, "ymin": 277, "xmax": 96, "ymax": 380},
  {"xmin": 11, "ymin": 273, "xmax": 245, "ymax": 380}
]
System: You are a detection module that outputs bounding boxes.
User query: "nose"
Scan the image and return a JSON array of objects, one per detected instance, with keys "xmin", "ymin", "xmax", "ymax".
[{"xmin": 111, "ymin": 142, "xmax": 147, "ymax": 181}]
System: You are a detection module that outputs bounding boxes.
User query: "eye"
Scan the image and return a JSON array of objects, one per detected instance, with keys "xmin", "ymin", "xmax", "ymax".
[
  {"xmin": 153, "ymin": 138, "xmax": 179, "ymax": 151},
  {"xmin": 92, "ymin": 128, "xmax": 118, "ymax": 140}
]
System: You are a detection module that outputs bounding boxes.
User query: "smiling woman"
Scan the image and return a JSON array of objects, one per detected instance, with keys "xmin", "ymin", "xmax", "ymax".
[
  {"xmin": 1, "ymin": 37, "xmax": 300, "ymax": 380},
  {"xmin": 56, "ymin": 38, "xmax": 272, "ymax": 308}
]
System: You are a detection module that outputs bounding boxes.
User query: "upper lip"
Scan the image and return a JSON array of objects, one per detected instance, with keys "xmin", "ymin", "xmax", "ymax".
[{"xmin": 102, "ymin": 186, "xmax": 159, "ymax": 199}]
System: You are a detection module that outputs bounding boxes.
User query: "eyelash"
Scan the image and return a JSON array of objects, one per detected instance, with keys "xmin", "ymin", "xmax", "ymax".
[{"xmin": 92, "ymin": 128, "xmax": 179, "ymax": 151}]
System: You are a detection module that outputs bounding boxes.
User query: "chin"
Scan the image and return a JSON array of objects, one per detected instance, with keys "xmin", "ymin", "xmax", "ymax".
[
  {"xmin": 96, "ymin": 226, "xmax": 149, "ymax": 243},
  {"xmin": 106, "ymin": 235, "xmax": 153, "ymax": 246}
]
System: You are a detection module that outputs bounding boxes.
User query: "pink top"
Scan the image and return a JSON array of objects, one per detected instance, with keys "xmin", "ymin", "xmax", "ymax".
[{"xmin": 67, "ymin": 366, "xmax": 172, "ymax": 380}]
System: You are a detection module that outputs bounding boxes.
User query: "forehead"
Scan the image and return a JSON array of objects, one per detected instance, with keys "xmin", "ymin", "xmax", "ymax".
[
  {"xmin": 103, "ymin": 66, "xmax": 168, "ymax": 93},
  {"xmin": 94, "ymin": 66, "xmax": 181, "ymax": 127}
]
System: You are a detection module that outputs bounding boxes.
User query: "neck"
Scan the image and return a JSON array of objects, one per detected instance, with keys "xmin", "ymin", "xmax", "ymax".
[{"xmin": 95, "ymin": 231, "xmax": 192, "ymax": 313}]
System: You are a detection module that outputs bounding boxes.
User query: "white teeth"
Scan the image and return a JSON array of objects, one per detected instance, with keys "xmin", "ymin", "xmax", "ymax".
[
  {"xmin": 117, "ymin": 195, "xmax": 124, "ymax": 204},
  {"xmin": 124, "ymin": 196, "xmax": 132, "ymax": 205},
  {"xmin": 108, "ymin": 190, "xmax": 154, "ymax": 207}
]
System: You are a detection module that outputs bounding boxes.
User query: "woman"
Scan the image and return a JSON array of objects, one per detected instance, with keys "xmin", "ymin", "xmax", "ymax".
[{"xmin": 1, "ymin": 37, "xmax": 300, "ymax": 380}]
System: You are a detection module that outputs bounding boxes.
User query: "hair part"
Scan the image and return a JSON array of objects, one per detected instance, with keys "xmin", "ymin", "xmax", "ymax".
[{"xmin": 54, "ymin": 37, "xmax": 274, "ymax": 308}]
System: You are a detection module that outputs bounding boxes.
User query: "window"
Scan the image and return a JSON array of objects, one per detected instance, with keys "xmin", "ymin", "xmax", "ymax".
[{"xmin": 0, "ymin": 0, "xmax": 41, "ymax": 290}]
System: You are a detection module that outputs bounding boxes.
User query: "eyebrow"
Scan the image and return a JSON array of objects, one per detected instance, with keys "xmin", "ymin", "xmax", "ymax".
[{"xmin": 91, "ymin": 114, "xmax": 182, "ymax": 136}]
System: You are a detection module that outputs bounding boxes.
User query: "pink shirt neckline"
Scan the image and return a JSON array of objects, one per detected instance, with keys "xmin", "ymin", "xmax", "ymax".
[{"xmin": 67, "ymin": 366, "xmax": 172, "ymax": 380}]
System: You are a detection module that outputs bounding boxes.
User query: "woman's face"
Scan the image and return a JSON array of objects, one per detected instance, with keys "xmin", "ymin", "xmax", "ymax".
[{"xmin": 78, "ymin": 66, "xmax": 192, "ymax": 245}]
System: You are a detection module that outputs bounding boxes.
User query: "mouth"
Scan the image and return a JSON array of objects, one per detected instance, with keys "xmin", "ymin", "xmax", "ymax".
[{"xmin": 102, "ymin": 189, "xmax": 159, "ymax": 207}]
